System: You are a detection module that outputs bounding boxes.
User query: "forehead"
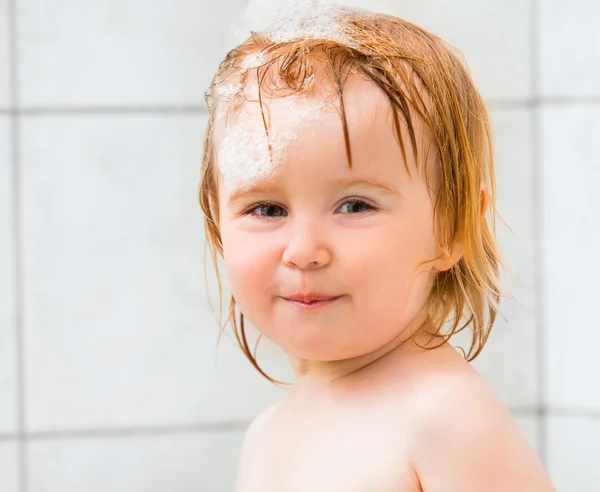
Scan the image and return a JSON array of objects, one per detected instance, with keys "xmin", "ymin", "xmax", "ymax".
[
  {"xmin": 215, "ymin": 71, "xmax": 393, "ymax": 130},
  {"xmin": 212, "ymin": 72, "xmax": 430, "ymax": 190}
]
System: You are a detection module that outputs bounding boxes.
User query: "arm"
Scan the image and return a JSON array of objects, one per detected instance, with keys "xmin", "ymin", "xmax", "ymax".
[{"xmin": 409, "ymin": 375, "xmax": 555, "ymax": 492}]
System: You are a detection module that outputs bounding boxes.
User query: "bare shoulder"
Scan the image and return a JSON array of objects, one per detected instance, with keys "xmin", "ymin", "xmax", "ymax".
[
  {"xmin": 404, "ymin": 347, "xmax": 555, "ymax": 491},
  {"xmin": 242, "ymin": 399, "xmax": 282, "ymax": 447},
  {"xmin": 235, "ymin": 400, "xmax": 283, "ymax": 492}
]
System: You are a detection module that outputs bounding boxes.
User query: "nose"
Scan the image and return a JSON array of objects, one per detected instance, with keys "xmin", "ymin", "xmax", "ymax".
[{"xmin": 281, "ymin": 219, "xmax": 331, "ymax": 271}]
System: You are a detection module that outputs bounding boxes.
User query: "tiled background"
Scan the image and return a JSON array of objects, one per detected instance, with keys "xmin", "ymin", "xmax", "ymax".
[{"xmin": 0, "ymin": 0, "xmax": 597, "ymax": 490}]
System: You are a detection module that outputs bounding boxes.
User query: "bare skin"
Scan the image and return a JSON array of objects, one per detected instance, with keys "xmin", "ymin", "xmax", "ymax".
[
  {"xmin": 215, "ymin": 70, "xmax": 555, "ymax": 491},
  {"xmin": 235, "ymin": 332, "xmax": 554, "ymax": 492}
]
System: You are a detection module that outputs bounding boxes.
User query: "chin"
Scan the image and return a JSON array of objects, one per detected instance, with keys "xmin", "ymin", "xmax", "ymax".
[{"xmin": 276, "ymin": 332, "xmax": 364, "ymax": 362}]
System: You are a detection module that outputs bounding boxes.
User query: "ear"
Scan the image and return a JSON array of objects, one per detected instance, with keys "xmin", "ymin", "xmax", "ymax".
[
  {"xmin": 433, "ymin": 242, "xmax": 464, "ymax": 272},
  {"xmin": 434, "ymin": 184, "xmax": 488, "ymax": 272},
  {"xmin": 479, "ymin": 183, "xmax": 489, "ymax": 217}
]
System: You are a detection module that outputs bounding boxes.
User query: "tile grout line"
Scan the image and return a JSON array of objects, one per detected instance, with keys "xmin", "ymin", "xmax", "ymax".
[
  {"xmin": 530, "ymin": 0, "xmax": 548, "ymax": 468},
  {"xmin": 0, "ymin": 422, "xmax": 251, "ymax": 441},
  {"xmin": 546, "ymin": 408, "xmax": 600, "ymax": 419},
  {"xmin": 1, "ymin": 403, "xmax": 595, "ymax": 442},
  {"xmin": 0, "ymin": 106, "xmax": 210, "ymax": 115},
  {"xmin": 0, "ymin": 97, "xmax": 600, "ymax": 117},
  {"xmin": 7, "ymin": 0, "xmax": 26, "ymax": 491},
  {"xmin": 10, "ymin": 407, "xmax": 600, "ymax": 444},
  {"xmin": 0, "ymin": 102, "xmax": 540, "ymax": 114}
]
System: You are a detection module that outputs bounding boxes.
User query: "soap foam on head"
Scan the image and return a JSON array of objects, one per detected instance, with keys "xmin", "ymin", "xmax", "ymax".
[
  {"xmin": 228, "ymin": 0, "xmax": 366, "ymax": 51},
  {"xmin": 216, "ymin": 0, "xmax": 362, "ymax": 192},
  {"xmin": 241, "ymin": 51, "xmax": 267, "ymax": 69},
  {"xmin": 217, "ymin": 94, "xmax": 331, "ymax": 191},
  {"xmin": 243, "ymin": 0, "xmax": 357, "ymax": 46},
  {"xmin": 214, "ymin": 81, "xmax": 244, "ymax": 102}
]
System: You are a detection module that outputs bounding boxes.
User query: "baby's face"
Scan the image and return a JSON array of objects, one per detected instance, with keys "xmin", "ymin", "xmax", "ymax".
[{"xmin": 215, "ymin": 75, "xmax": 443, "ymax": 362}]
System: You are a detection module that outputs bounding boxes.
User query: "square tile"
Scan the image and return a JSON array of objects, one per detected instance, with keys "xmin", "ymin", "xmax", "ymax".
[
  {"xmin": 547, "ymin": 414, "xmax": 600, "ymax": 491},
  {"xmin": 0, "ymin": 0, "xmax": 9, "ymax": 108},
  {"xmin": 21, "ymin": 114, "xmax": 288, "ymax": 432},
  {"xmin": 0, "ymin": 116, "xmax": 17, "ymax": 434},
  {"xmin": 27, "ymin": 430, "xmax": 245, "ymax": 492},
  {"xmin": 542, "ymin": 105, "xmax": 600, "ymax": 409},
  {"xmin": 0, "ymin": 440, "xmax": 19, "ymax": 492},
  {"xmin": 330, "ymin": 0, "xmax": 532, "ymax": 101},
  {"xmin": 18, "ymin": 0, "xmax": 248, "ymax": 107},
  {"xmin": 463, "ymin": 109, "xmax": 538, "ymax": 409},
  {"xmin": 540, "ymin": 0, "xmax": 600, "ymax": 98}
]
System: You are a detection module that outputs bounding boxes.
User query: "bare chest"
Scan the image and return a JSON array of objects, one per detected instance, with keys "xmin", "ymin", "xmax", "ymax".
[{"xmin": 235, "ymin": 417, "xmax": 420, "ymax": 492}]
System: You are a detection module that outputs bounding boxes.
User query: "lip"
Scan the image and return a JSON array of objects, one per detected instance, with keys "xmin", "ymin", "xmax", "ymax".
[{"xmin": 280, "ymin": 292, "xmax": 344, "ymax": 310}]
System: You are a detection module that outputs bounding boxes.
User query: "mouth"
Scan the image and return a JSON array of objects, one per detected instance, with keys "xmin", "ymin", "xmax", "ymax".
[{"xmin": 279, "ymin": 293, "xmax": 345, "ymax": 310}]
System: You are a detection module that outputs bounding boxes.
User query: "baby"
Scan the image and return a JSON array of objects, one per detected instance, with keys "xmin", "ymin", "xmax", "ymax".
[{"xmin": 199, "ymin": 2, "xmax": 555, "ymax": 491}]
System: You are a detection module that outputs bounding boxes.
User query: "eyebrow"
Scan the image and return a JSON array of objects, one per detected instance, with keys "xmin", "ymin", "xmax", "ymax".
[
  {"xmin": 227, "ymin": 177, "xmax": 401, "ymax": 205},
  {"xmin": 227, "ymin": 183, "xmax": 280, "ymax": 205},
  {"xmin": 330, "ymin": 177, "xmax": 401, "ymax": 195}
]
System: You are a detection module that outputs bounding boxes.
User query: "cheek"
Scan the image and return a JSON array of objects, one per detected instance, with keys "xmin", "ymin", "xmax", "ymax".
[
  {"xmin": 220, "ymin": 224, "xmax": 279, "ymax": 312},
  {"xmin": 343, "ymin": 213, "xmax": 438, "ymax": 321},
  {"xmin": 353, "ymin": 217, "xmax": 437, "ymax": 279},
  {"xmin": 386, "ymin": 219, "xmax": 438, "ymax": 294}
]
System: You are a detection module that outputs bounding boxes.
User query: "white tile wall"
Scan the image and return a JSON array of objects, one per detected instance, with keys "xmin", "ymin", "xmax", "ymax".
[
  {"xmin": 540, "ymin": 0, "xmax": 600, "ymax": 98},
  {"xmin": 542, "ymin": 105, "xmax": 600, "ymax": 410},
  {"xmin": 547, "ymin": 415, "xmax": 600, "ymax": 492},
  {"xmin": 20, "ymin": 114, "xmax": 285, "ymax": 432},
  {"xmin": 467, "ymin": 108, "xmax": 538, "ymax": 409},
  {"xmin": 0, "ymin": 441, "xmax": 19, "ymax": 492},
  {"xmin": 27, "ymin": 430, "xmax": 246, "ymax": 492},
  {"xmin": 330, "ymin": 0, "xmax": 532, "ymax": 101},
  {"xmin": 7, "ymin": 0, "xmax": 600, "ymax": 489},
  {"xmin": 17, "ymin": 0, "xmax": 248, "ymax": 108},
  {"xmin": 0, "ymin": 116, "xmax": 17, "ymax": 434},
  {"xmin": 0, "ymin": 0, "xmax": 9, "ymax": 108}
]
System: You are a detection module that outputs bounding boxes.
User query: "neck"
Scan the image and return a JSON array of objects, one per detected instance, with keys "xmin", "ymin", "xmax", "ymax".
[{"xmin": 286, "ymin": 309, "xmax": 441, "ymax": 390}]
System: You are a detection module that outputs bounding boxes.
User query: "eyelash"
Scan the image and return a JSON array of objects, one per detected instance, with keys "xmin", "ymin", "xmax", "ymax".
[{"xmin": 243, "ymin": 199, "xmax": 377, "ymax": 218}]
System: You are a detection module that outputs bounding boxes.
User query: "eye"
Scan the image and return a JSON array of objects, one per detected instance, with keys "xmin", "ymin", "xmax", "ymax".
[
  {"xmin": 337, "ymin": 199, "xmax": 375, "ymax": 214},
  {"xmin": 247, "ymin": 202, "xmax": 287, "ymax": 218}
]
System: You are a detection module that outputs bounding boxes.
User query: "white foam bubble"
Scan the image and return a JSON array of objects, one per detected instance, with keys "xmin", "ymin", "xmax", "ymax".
[
  {"xmin": 214, "ymin": 81, "xmax": 244, "ymax": 102},
  {"xmin": 218, "ymin": 1, "xmax": 361, "ymax": 190},
  {"xmin": 241, "ymin": 51, "xmax": 267, "ymax": 69},
  {"xmin": 229, "ymin": 0, "xmax": 363, "ymax": 48},
  {"xmin": 217, "ymin": 94, "xmax": 330, "ymax": 190},
  {"xmin": 217, "ymin": 124, "xmax": 274, "ymax": 189}
]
